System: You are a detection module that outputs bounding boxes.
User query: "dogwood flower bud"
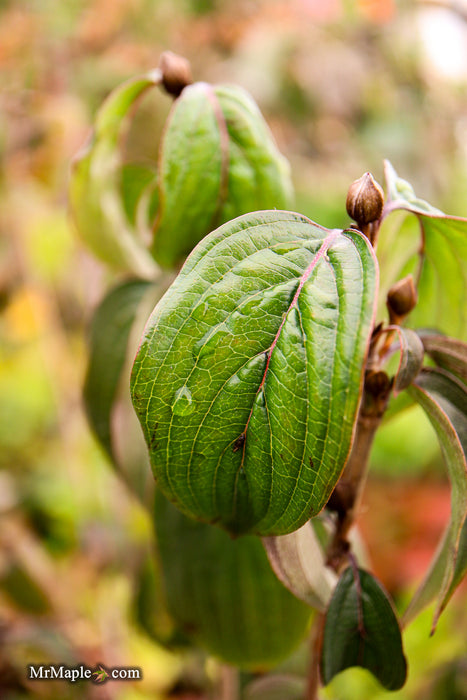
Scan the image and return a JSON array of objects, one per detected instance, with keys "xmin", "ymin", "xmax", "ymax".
[
  {"xmin": 346, "ymin": 172, "xmax": 384, "ymax": 228},
  {"xmin": 387, "ymin": 275, "xmax": 417, "ymax": 323},
  {"xmin": 159, "ymin": 51, "xmax": 193, "ymax": 97}
]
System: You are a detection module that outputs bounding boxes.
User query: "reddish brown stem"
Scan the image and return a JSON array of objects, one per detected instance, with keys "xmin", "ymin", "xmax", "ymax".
[
  {"xmin": 326, "ymin": 369, "xmax": 392, "ymax": 573},
  {"xmin": 306, "ymin": 612, "xmax": 326, "ymax": 700}
]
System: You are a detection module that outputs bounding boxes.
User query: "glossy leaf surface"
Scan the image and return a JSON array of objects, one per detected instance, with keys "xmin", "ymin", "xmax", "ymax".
[
  {"xmin": 132, "ymin": 211, "xmax": 378, "ymax": 535},
  {"xmin": 321, "ymin": 566, "xmax": 407, "ymax": 691},
  {"xmin": 69, "ymin": 72, "xmax": 160, "ymax": 277},
  {"xmin": 405, "ymin": 368, "xmax": 467, "ymax": 629},
  {"xmin": 154, "ymin": 490, "xmax": 312, "ymax": 668},
  {"xmin": 151, "ymin": 83, "xmax": 292, "ymax": 268},
  {"xmin": 381, "ymin": 161, "xmax": 467, "ymax": 340}
]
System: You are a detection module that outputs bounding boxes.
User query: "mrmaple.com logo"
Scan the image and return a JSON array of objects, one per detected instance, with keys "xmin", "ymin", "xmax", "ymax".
[{"xmin": 28, "ymin": 664, "xmax": 142, "ymax": 684}]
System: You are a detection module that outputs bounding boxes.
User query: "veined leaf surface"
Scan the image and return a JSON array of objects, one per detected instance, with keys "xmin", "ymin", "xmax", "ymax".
[
  {"xmin": 132, "ymin": 211, "xmax": 378, "ymax": 535},
  {"xmin": 321, "ymin": 566, "xmax": 407, "ymax": 690},
  {"xmin": 151, "ymin": 83, "xmax": 292, "ymax": 268},
  {"xmin": 405, "ymin": 368, "xmax": 467, "ymax": 629},
  {"xmin": 154, "ymin": 490, "xmax": 312, "ymax": 668},
  {"xmin": 379, "ymin": 161, "xmax": 467, "ymax": 340}
]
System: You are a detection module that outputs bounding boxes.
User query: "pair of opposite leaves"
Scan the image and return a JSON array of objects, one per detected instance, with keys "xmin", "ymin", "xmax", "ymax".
[
  {"xmin": 72, "ymin": 68, "xmax": 467, "ymax": 540},
  {"xmin": 71, "ymin": 68, "xmax": 375, "ymax": 537},
  {"xmin": 77, "ymin": 70, "xmax": 467, "ymax": 685},
  {"xmin": 131, "ymin": 155, "xmax": 467, "ymax": 537},
  {"xmin": 69, "ymin": 71, "xmax": 292, "ymax": 276}
]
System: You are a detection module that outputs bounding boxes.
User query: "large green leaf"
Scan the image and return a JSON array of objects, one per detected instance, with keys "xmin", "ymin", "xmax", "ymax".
[
  {"xmin": 380, "ymin": 161, "xmax": 467, "ymax": 340},
  {"xmin": 321, "ymin": 566, "xmax": 407, "ymax": 691},
  {"xmin": 69, "ymin": 72, "xmax": 160, "ymax": 277},
  {"xmin": 132, "ymin": 211, "xmax": 378, "ymax": 535},
  {"xmin": 153, "ymin": 490, "xmax": 312, "ymax": 668},
  {"xmin": 405, "ymin": 368, "xmax": 467, "ymax": 629},
  {"xmin": 214, "ymin": 85, "xmax": 293, "ymax": 222},
  {"xmin": 151, "ymin": 83, "xmax": 292, "ymax": 268}
]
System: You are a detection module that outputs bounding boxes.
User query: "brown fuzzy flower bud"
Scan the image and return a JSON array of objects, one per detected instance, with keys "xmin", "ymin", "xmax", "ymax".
[
  {"xmin": 346, "ymin": 172, "xmax": 384, "ymax": 228},
  {"xmin": 387, "ymin": 275, "xmax": 418, "ymax": 323},
  {"xmin": 159, "ymin": 51, "xmax": 193, "ymax": 97}
]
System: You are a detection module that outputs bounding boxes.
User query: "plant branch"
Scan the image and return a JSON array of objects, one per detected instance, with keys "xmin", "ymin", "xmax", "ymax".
[
  {"xmin": 305, "ymin": 612, "xmax": 325, "ymax": 700},
  {"xmin": 326, "ymin": 369, "xmax": 392, "ymax": 573},
  {"xmin": 218, "ymin": 665, "xmax": 239, "ymax": 700}
]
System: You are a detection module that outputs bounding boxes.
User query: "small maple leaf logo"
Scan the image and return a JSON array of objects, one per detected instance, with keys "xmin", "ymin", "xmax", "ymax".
[{"xmin": 92, "ymin": 664, "xmax": 110, "ymax": 683}]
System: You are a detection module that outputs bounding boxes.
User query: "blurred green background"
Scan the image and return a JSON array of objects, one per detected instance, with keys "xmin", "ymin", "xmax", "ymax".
[{"xmin": 1, "ymin": 0, "xmax": 467, "ymax": 698}]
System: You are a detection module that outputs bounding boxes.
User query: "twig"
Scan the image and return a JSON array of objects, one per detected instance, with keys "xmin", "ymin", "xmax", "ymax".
[
  {"xmin": 326, "ymin": 369, "xmax": 392, "ymax": 573},
  {"xmin": 305, "ymin": 613, "xmax": 325, "ymax": 700},
  {"xmin": 218, "ymin": 665, "xmax": 239, "ymax": 700}
]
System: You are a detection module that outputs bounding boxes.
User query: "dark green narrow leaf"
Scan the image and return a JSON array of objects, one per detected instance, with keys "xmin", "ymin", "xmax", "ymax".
[
  {"xmin": 405, "ymin": 368, "xmax": 467, "ymax": 629},
  {"xmin": 321, "ymin": 566, "xmax": 407, "ymax": 691},
  {"xmin": 132, "ymin": 211, "xmax": 378, "ymax": 536},
  {"xmin": 420, "ymin": 333, "xmax": 467, "ymax": 386},
  {"xmin": 84, "ymin": 280, "xmax": 150, "ymax": 457},
  {"xmin": 154, "ymin": 490, "xmax": 312, "ymax": 668}
]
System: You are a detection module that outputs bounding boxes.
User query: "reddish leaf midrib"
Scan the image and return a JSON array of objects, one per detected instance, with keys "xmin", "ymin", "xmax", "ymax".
[{"xmin": 241, "ymin": 229, "xmax": 340, "ymax": 439}]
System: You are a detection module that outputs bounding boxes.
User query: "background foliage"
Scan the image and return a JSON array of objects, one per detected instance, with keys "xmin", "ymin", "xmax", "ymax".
[{"xmin": 1, "ymin": 0, "xmax": 467, "ymax": 697}]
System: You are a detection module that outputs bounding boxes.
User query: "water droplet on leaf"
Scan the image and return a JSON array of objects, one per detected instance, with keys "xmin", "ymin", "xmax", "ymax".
[
  {"xmin": 255, "ymin": 389, "xmax": 266, "ymax": 407},
  {"xmin": 172, "ymin": 386, "xmax": 194, "ymax": 416}
]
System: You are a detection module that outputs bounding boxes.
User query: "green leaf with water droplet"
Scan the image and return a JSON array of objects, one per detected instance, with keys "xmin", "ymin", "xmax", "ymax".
[
  {"xmin": 151, "ymin": 83, "xmax": 292, "ymax": 268},
  {"xmin": 131, "ymin": 210, "xmax": 378, "ymax": 535},
  {"xmin": 379, "ymin": 161, "xmax": 467, "ymax": 340},
  {"xmin": 321, "ymin": 566, "xmax": 407, "ymax": 691},
  {"xmin": 154, "ymin": 490, "xmax": 312, "ymax": 668}
]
